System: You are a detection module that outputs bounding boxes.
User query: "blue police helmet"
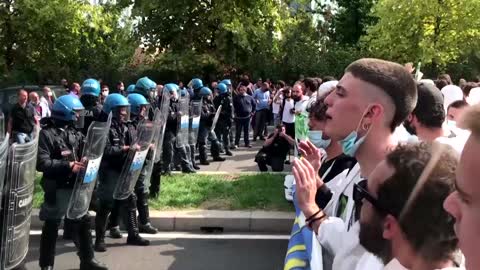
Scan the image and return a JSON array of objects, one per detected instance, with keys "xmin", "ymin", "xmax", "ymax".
[
  {"xmin": 216, "ymin": 83, "xmax": 228, "ymax": 94},
  {"xmin": 127, "ymin": 93, "xmax": 150, "ymax": 116},
  {"xmin": 126, "ymin": 84, "xmax": 136, "ymax": 93},
  {"xmin": 178, "ymin": 88, "xmax": 188, "ymax": 97},
  {"xmin": 199, "ymin": 87, "xmax": 212, "ymax": 97},
  {"xmin": 164, "ymin": 83, "xmax": 180, "ymax": 94},
  {"xmin": 135, "ymin": 77, "xmax": 157, "ymax": 96},
  {"xmin": 103, "ymin": 93, "xmax": 130, "ymax": 114},
  {"xmin": 81, "ymin": 78, "xmax": 101, "ymax": 97},
  {"xmin": 190, "ymin": 78, "xmax": 203, "ymax": 90},
  {"xmin": 220, "ymin": 79, "xmax": 232, "ymax": 86},
  {"xmin": 52, "ymin": 95, "xmax": 85, "ymax": 122}
]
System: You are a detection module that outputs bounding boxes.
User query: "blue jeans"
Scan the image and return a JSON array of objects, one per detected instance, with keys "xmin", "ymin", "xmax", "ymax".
[{"xmin": 235, "ymin": 117, "xmax": 251, "ymax": 146}]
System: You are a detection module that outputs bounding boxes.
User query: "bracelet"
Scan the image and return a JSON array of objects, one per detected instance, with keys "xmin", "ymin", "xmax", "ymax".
[
  {"xmin": 305, "ymin": 209, "xmax": 322, "ymax": 222},
  {"xmin": 307, "ymin": 213, "xmax": 327, "ymax": 230}
]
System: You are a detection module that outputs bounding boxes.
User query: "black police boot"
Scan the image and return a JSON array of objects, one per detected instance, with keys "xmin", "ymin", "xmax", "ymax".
[
  {"xmin": 198, "ymin": 144, "xmax": 210, "ymax": 165},
  {"xmin": 78, "ymin": 217, "xmax": 108, "ymax": 270},
  {"xmin": 125, "ymin": 209, "xmax": 150, "ymax": 246},
  {"xmin": 137, "ymin": 192, "xmax": 158, "ymax": 234},
  {"xmin": 41, "ymin": 267, "xmax": 53, "ymax": 270},
  {"xmin": 107, "ymin": 203, "xmax": 122, "ymax": 239},
  {"xmin": 192, "ymin": 159, "xmax": 201, "ymax": 170},
  {"xmin": 94, "ymin": 208, "xmax": 109, "ymax": 252},
  {"xmin": 225, "ymin": 149, "xmax": 233, "ymax": 156},
  {"xmin": 39, "ymin": 220, "xmax": 59, "ymax": 269},
  {"xmin": 109, "ymin": 226, "xmax": 122, "ymax": 239},
  {"xmin": 211, "ymin": 141, "xmax": 225, "ymax": 162}
]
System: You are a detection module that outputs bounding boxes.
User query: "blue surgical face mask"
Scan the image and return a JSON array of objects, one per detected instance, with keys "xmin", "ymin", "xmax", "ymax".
[
  {"xmin": 447, "ymin": 120, "xmax": 457, "ymax": 128},
  {"xmin": 339, "ymin": 107, "xmax": 373, "ymax": 157},
  {"xmin": 308, "ymin": 130, "xmax": 331, "ymax": 149}
]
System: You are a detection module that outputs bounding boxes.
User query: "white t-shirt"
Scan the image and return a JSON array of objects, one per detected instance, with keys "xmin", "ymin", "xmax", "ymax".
[
  {"xmin": 272, "ymin": 91, "xmax": 283, "ymax": 114},
  {"xmin": 282, "ymin": 99, "xmax": 295, "ymax": 123},
  {"xmin": 295, "ymin": 96, "xmax": 310, "ymax": 115}
]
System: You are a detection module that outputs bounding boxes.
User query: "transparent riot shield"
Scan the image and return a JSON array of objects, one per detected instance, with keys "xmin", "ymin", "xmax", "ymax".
[
  {"xmin": 0, "ymin": 113, "xmax": 9, "ymax": 213},
  {"xmin": 66, "ymin": 114, "xmax": 112, "ymax": 220},
  {"xmin": 210, "ymin": 105, "xmax": 223, "ymax": 132},
  {"xmin": 154, "ymin": 91, "xmax": 171, "ymax": 163},
  {"xmin": 1, "ymin": 128, "xmax": 39, "ymax": 270},
  {"xmin": 113, "ymin": 120, "xmax": 156, "ymax": 200},
  {"xmin": 188, "ymin": 99, "xmax": 202, "ymax": 145},
  {"xmin": 176, "ymin": 94, "xmax": 190, "ymax": 148},
  {"xmin": 140, "ymin": 109, "xmax": 162, "ymax": 191}
]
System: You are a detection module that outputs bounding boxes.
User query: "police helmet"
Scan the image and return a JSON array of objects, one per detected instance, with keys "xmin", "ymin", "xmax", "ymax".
[
  {"xmin": 216, "ymin": 83, "xmax": 228, "ymax": 95},
  {"xmin": 127, "ymin": 93, "xmax": 150, "ymax": 117},
  {"xmin": 199, "ymin": 87, "xmax": 212, "ymax": 97},
  {"xmin": 220, "ymin": 79, "xmax": 232, "ymax": 86},
  {"xmin": 126, "ymin": 84, "xmax": 136, "ymax": 94},
  {"xmin": 190, "ymin": 78, "xmax": 203, "ymax": 90},
  {"xmin": 52, "ymin": 95, "xmax": 85, "ymax": 128},
  {"xmin": 135, "ymin": 77, "xmax": 157, "ymax": 96},
  {"xmin": 103, "ymin": 93, "xmax": 130, "ymax": 122},
  {"xmin": 81, "ymin": 78, "xmax": 101, "ymax": 97}
]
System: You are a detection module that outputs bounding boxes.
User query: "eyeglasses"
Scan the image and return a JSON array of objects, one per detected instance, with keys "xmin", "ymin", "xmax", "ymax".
[{"xmin": 353, "ymin": 181, "xmax": 396, "ymax": 217}]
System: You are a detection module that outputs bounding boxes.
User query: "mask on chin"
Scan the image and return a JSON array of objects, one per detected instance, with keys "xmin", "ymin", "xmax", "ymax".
[
  {"xmin": 339, "ymin": 106, "xmax": 373, "ymax": 157},
  {"xmin": 308, "ymin": 130, "xmax": 331, "ymax": 149}
]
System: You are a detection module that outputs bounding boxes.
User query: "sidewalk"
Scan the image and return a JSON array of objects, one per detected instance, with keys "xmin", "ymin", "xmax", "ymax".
[
  {"xmin": 30, "ymin": 209, "xmax": 295, "ymax": 233},
  {"xmin": 198, "ymin": 126, "xmax": 293, "ymax": 173}
]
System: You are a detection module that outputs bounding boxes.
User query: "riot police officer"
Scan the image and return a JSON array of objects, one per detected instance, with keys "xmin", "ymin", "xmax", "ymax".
[
  {"xmin": 197, "ymin": 87, "xmax": 225, "ymax": 165},
  {"xmin": 162, "ymin": 84, "xmax": 196, "ymax": 174},
  {"xmin": 220, "ymin": 79, "xmax": 236, "ymax": 150},
  {"xmin": 187, "ymin": 78, "xmax": 205, "ymax": 169},
  {"xmin": 94, "ymin": 94, "xmax": 150, "ymax": 252},
  {"xmin": 37, "ymin": 95, "xmax": 108, "ymax": 270},
  {"xmin": 213, "ymin": 83, "xmax": 233, "ymax": 156},
  {"xmin": 128, "ymin": 93, "xmax": 159, "ymax": 234}
]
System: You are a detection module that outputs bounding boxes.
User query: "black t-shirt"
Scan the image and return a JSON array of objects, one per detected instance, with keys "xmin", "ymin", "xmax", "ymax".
[
  {"xmin": 10, "ymin": 103, "xmax": 35, "ymax": 133},
  {"xmin": 315, "ymin": 154, "xmax": 357, "ymax": 209},
  {"xmin": 264, "ymin": 133, "xmax": 291, "ymax": 158}
]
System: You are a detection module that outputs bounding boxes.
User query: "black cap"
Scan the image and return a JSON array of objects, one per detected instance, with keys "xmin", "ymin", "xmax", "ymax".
[{"xmin": 412, "ymin": 82, "xmax": 445, "ymax": 126}]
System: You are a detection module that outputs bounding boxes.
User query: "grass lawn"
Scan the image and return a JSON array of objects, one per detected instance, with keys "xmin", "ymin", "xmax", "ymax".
[{"xmin": 33, "ymin": 173, "xmax": 293, "ymax": 212}]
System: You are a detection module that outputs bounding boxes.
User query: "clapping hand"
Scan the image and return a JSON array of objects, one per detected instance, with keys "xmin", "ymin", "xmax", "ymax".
[
  {"xmin": 292, "ymin": 157, "xmax": 323, "ymax": 217},
  {"xmin": 298, "ymin": 140, "xmax": 323, "ymax": 174}
]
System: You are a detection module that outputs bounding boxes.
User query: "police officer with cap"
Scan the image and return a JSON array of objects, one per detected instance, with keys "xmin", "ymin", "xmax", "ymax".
[
  {"xmin": 94, "ymin": 94, "xmax": 150, "ymax": 252},
  {"xmin": 37, "ymin": 95, "xmax": 108, "ymax": 270}
]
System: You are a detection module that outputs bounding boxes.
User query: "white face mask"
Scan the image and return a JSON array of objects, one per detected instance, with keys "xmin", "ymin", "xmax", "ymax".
[
  {"xmin": 102, "ymin": 90, "xmax": 109, "ymax": 97},
  {"xmin": 120, "ymin": 87, "xmax": 125, "ymax": 91}
]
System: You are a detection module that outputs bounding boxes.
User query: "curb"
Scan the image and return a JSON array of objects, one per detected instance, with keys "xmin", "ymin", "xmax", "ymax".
[{"xmin": 30, "ymin": 209, "xmax": 295, "ymax": 234}]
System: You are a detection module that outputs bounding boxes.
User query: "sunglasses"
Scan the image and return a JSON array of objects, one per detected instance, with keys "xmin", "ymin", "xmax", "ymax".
[{"xmin": 353, "ymin": 181, "xmax": 396, "ymax": 217}]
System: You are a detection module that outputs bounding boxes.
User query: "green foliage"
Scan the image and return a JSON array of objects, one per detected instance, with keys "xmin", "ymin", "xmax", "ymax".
[
  {"xmin": 0, "ymin": 0, "xmax": 135, "ymax": 86},
  {"xmin": 331, "ymin": 0, "xmax": 377, "ymax": 45},
  {"xmin": 362, "ymin": 0, "xmax": 480, "ymax": 69}
]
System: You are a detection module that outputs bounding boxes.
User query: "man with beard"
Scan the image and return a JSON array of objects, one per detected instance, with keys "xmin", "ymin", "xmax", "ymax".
[
  {"xmin": 404, "ymin": 83, "xmax": 468, "ymax": 153},
  {"xmin": 444, "ymin": 104, "xmax": 480, "ymax": 270},
  {"xmin": 358, "ymin": 143, "xmax": 460, "ymax": 270},
  {"xmin": 293, "ymin": 58, "xmax": 418, "ymax": 270}
]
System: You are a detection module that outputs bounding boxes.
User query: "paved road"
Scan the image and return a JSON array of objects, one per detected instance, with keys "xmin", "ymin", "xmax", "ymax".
[
  {"xmin": 198, "ymin": 126, "xmax": 293, "ymax": 173},
  {"xmin": 22, "ymin": 232, "xmax": 288, "ymax": 270}
]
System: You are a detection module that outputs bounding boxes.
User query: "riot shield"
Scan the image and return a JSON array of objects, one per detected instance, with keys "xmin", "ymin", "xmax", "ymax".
[
  {"xmin": 140, "ymin": 109, "xmax": 162, "ymax": 192},
  {"xmin": 66, "ymin": 114, "xmax": 112, "ymax": 220},
  {"xmin": 210, "ymin": 105, "xmax": 222, "ymax": 132},
  {"xmin": 0, "ymin": 133, "xmax": 10, "ymax": 215},
  {"xmin": 176, "ymin": 94, "xmax": 190, "ymax": 148},
  {"xmin": 113, "ymin": 119, "xmax": 156, "ymax": 200},
  {"xmin": 188, "ymin": 99, "xmax": 202, "ymax": 145},
  {"xmin": 1, "ymin": 128, "xmax": 39, "ymax": 270},
  {"xmin": 154, "ymin": 91, "xmax": 171, "ymax": 163}
]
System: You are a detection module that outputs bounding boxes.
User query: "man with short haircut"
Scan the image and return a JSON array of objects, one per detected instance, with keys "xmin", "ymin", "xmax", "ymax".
[
  {"xmin": 8, "ymin": 89, "xmax": 37, "ymax": 144},
  {"xmin": 444, "ymin": 104, "xmax": 480, "ymax": 270},
  {"xmin": 359, "ymin": 143, "xmax": 460, "ymax": 270},
  {"xmin": 293, "ymin": 58, "xmax": 417, "ymax": 270},
  {"xmin": 252, "ymin": 82, "xmax": 271, "ymax": 141},
  {"xmin": 303, "ymin": 77, "xmax": 320, "ymax": 98},
  {"xmin": 70, "ymin": 82, "xmax": 81, "ymax": 97},
  {"xmin": 29, "ymin": 91, "xmax": 49, "ymax": 119},
  {"xmin": 447, "ymin": 100, "xmax": 469, "ymax": 123},
  {"xmin": 404, "ymin": 83, "xmax": 468, "ymax": 153}
]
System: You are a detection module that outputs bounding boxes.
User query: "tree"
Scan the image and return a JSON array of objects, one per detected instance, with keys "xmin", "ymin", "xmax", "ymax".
[
  {"xmin": 0, "ymin": 0, "xmax": 135, "ymax": 85},
  {"xmin": 362, "ymin": 0, "xmax": 480, "ymax": 68},
  {"xmin": 330, "ymin": 0, "xmax": 376, "ymax": 45}
]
